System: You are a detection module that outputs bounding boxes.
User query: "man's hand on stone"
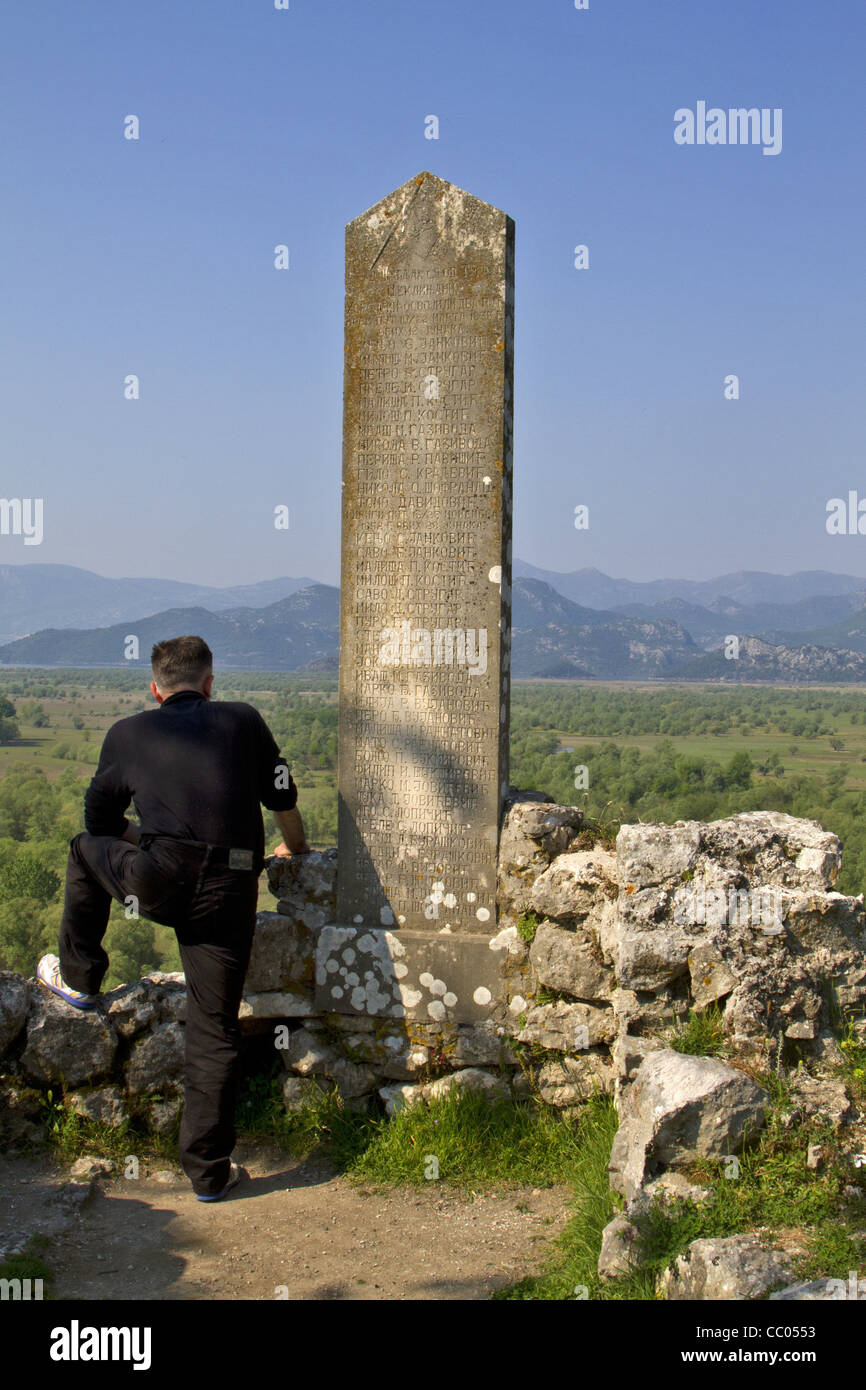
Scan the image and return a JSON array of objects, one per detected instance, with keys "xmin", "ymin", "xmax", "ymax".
[{"xmin": 272, "ymin": 839, "xmax": 311, "ymax": 857}]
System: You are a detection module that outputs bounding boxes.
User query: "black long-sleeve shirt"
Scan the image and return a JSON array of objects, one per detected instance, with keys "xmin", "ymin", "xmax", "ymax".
[{"xmin": 84, "ymin": 689, "xmax": 298, "ymax": 864}]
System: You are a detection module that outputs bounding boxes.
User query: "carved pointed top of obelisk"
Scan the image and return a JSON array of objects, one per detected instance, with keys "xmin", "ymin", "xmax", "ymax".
[{"xmin": 347, "ymin": 171, "xmax": 512, "ymax": 280}]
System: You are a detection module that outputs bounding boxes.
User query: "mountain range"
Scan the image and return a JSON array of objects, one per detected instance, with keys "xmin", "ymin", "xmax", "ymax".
[
  {"xmin": 4, "ymin": 563, "xmax": 866, "ymax": 680},
  {"xmin": 0, "ymin": 565, "xmax": 317, "ymax": 647}
]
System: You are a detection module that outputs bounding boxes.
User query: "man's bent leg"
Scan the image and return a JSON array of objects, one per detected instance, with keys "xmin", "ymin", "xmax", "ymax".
[
  {"xmin": 176, "ymin": 930, "xmax": 254, "ymax": 1196},
  {"xmin": 59, "ymin": 832, "xmax": 136, "ymax": 995}
]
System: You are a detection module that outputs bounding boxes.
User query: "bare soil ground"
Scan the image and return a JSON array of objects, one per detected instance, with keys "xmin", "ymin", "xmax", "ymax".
[{"xmin": 1, "ymin": 1145, "xmax": 571, "ymax": 1301}]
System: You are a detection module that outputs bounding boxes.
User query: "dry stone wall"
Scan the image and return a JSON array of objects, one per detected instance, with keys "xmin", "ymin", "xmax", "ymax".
[{"xmin": 2, "ymin": 803, "xmax": 864, "ymax": 1156}]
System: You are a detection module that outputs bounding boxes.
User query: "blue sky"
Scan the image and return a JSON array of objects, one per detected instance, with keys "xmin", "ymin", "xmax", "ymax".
[{"xmin": 0, "ymin": 0, "xmax": 863, "ymax": 588}]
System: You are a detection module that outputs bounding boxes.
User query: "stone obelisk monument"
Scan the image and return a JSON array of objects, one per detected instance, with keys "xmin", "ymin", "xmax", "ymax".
[{"xmin": 317, "ymin": 172, "xmax": 514, "ymax": 1023}]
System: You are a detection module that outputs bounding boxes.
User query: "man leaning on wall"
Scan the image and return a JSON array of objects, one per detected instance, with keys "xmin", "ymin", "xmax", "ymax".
[{"xmin": 37, "ymin": 635, "xmax": 309, "ymax": 1201}]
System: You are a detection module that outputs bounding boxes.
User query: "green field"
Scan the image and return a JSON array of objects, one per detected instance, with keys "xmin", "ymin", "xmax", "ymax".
[{"xmin": 3, "ymin": 669, "xmax": 866, "ymax": 984}]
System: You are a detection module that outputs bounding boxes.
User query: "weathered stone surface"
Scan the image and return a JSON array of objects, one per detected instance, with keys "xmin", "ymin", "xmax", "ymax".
[
  {"xmin": 516, "ymin": 1000, "xmax": 616, "ymax": 1051},
  {"xmin": 20, "ymin": 988, "xmax": 117, "ymax": 1087},
  {"xmin": 620, "ymin": 813, "xmax": 841, "ymax": 893},
  {"xmin": 424, "ymin": 1067, "xmax": 508, "ymax": 1102},
  {"xmin": 660, "ymin": 1236, "xmax": 794, "ymax": 1301},
  {"xmin": 125, "ymin": 1021, "xmax": 185, "ymax": 1095},
  {"xmin": 280, "ymin": 1025, "xmax": 378, "ymax": 1096},
  {"xmin": 723, "ymin": 957, "xmax": 828, "ymax": 1057},
  {"xmin": 266, "ymin": 849, "xmax": 337, "ymax": 928},
  {"xmin": 612, "ymin": 1031, "xmax": 665, "ymax": 1100},
  {"xmin": 529, "ymin": 850, "xmax": 617, "ymax": 925},
  {"xmin": 597, "ymin": 1216, "xmax": 641, "ymax": 1279},
  {"xmin": 239, "ymin": 988, "xmax": 316, "ymax": 1019},
  {"xmin": 688, "ymin": 945, "xmax": 738, "ymax": 1009},
  {"xmin": 146, "ymin": 1092, "xmax": 182, "ymax": 1134},
  {"xmin": 245, "ymin": 910, "xmax": 317, "ymax": 994},
  {"xmin": 536, "ymin": 1053, "xmax": 615, "ymax": 1107},
  {"xmin": 69, "ymin": 1155, "xmax": 113, "ymax": 1179},
  {"xmin": 338, "ymin": 171, "xmax": 513, "ymax": 933},
  {"xmin": 66, "ymin": 1086, "xmax": 129, "ymax": 1128},
  {"xmin": 498, "ymin": 803, "xmax": 584, "ymax": 921},
  {"xmin": 0, "ymin": 972, "xmax": 29, "ymax": 1060},
  {"xmin": 379, "ymin": 1082, "xmax": 425, "ymax": 1116},
  {"xmin": 314, "ymin": 925, "xmax": 509, "ymax": 1023},
  {"xmin": 282, "ymin": 1075, "xmax": 326, "ymax": 1110},
  {"xmin": 611, "ymin": 814, "xmax": 866, "ymax": 1054},
  {"xmin": 637, "ymin": 1171, "xmax": 711, "ymax": 1210},
  {"xmin": 611, "ymin": 987, "xmax": 689, "ymax": 1037},
  {"xmin": 618, "ymin": 822, "xmax": 702, "ymax": 890},
  {"xmin": 609, "ymin": 1050, "xmax": 768, "ymax": 1202},
  {"xmin": 448, "ymin": 1020, "xmax": 517, "ymax": 1068},
  {"xmin": 529, "ymin": 921, "xmax": 615, "ymax": 1001},
  {"xmin": 105, "ymin": 977, "xmax": 186, "ymax": 1036},
  {"xmin": 786, "ymin": 1072, "xmax": 852, "ymax": 1126}
]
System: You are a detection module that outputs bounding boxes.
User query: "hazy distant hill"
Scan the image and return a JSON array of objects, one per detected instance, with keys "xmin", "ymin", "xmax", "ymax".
[
  {"xmin": 611, "ymin": 592, "xmax": 866, "ymax": 649},
  {"xmin": 514, "ymin": 562, "xmax": 866, "ymax": 612},
  {"xmin": 0, "ymin": 585, "xmax": 341, "ymax": 671},
  {"xmin": 0, "ymin": 564, "xmax": 318, "ymax": 645},
  {"xmin": 511, "ymin": 579, "xmax": 699, "ymax": 677},
  {"xmin": 1, "ymin": 576, "xmax": 864, "ymax": 682}
]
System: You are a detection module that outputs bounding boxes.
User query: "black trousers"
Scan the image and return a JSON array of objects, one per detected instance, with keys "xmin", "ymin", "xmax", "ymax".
[{"xmin": 59, "ymin": 831, "xmax": 258, "ymax": 1196}]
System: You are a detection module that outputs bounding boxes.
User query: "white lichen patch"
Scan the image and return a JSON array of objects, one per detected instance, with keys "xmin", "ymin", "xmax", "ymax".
[{"xmin": 488, "ymin": 925, "xmax": 521, "ymax": 956}]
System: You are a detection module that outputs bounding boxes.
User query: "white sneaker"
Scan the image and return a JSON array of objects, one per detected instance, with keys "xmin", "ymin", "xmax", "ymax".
[{"xmin": 36, "ymin": 955, "xmax": 99, "ymax": 1010}]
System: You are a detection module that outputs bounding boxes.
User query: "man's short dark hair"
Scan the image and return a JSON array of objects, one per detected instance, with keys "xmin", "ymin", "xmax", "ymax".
[{"xmin": 151, "ymin": 635, "xmax": 213, "ymax": 691}]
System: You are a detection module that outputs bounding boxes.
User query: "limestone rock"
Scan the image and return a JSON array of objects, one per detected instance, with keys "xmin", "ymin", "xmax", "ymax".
[
  {"xmin": 105, "ymin": 977, "xmax": 186, "ymax": 1037},
  {"xmin": 617, "ymin": 822, "xmax": 702, "ymax": 890},
  {"xmin": 145, "ymin": 1092, "xmax": 182, "ymax": 1134},
  {"xmin": 529, "ymin": 850, "xmax": 617, "ymax": 926},
  {"xmin": 449, "ymin": 1021, "xmax": 517, "ymax": 1068},
  {"xmin": 516, "ymin": 1000, "xmax": 616, "ymax": 1051},
  {"xmin": 66, "ymin": 1085, "xmax": 129, "ymax": 1128},
  {"xmin": 597, "ymin": 1215, "xmax": 641, "ymax": 1279},
  {"xmin": 20, "ymin": 987, "xmax": 117, "ymax": 1087},
  {"xmin": 125, "ymin": 1021, "xmax": 185, "ymax": 1095},
  {"xmin": 608, "ymin": 1050, "xmax": 768, "ymax": 1203},
  {"xmin": 687, "ymin": 946, "xmax": 738, "ymax": 1008},
  {"xmin": 529, "ymin": 921, "xmax": 615, "ymax": 1000},
  {"xmin": 280, "ymin": 1025, "xmax": 377, "ymax": 1095},
  {"xmin": 424, "ymin": 1067, "xmax": 509, "ymax": 1102},
  {"xmin": 379, "ymin": 1082, "xmax": 425, "ymax": 1116},
  {"xmin": 0, "ymin": 1082, "xmax": 47, "ymax": 1147},
  {"xmin": 239, "ymin": 988, "xmax": 316, "ymax": 1018},
  {"xmin": 266, "ymin": 849, "xmax": 337, "ymax": 928},
  {"xmin": 498, "ymin": 802, "xmax": 584, "ymax": 921},
  {"xmin": 245, "ymin": 910, "xmax": 318, "ymax": 994},
  {"xmin": 536, "ymin": 1052, "xmax": 615, "ymax": 1107},
  {"xmin": 281, "ymin": 1026, "xmax": 333, "ymax": 1075},
  {"xmin": 660, "ymin": 1236, "xmax": 794, "ymax": 1301},
  {"xmin": 0, "ymin": 972, "xmax": 29, "ymax": 1061},
  {"xmin": 787, "ymin": 1072, "xmax": 852, "ymax": 1126},
  {"xmin": 69, "ymin": 1155, "xmax": 113, "ymax": 1179},
  {"xmin": 282, "ymin": 1074, "xmax": 327, "ymax": 1111}
]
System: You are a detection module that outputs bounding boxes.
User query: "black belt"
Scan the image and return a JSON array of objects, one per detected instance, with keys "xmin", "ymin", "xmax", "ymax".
[{"xmin": 139, "ymin": 833, "xmax": 258, "ymax": 872}]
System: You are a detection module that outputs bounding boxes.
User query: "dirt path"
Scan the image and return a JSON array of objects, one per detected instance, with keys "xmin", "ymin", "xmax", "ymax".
[{"xmin": 2, "ymin": 1147, "xmax": 571, "ymax": 1300}]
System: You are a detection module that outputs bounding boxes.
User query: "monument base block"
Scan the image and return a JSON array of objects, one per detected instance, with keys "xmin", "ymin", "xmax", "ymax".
[{"xmin": 314, "ymin": 926, "xmax": 515, "ymax": 1025}]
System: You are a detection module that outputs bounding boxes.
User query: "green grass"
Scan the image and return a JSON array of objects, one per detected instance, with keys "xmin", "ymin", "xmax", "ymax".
[
  {"xmin": 665, "ymin": 1004, "xmax": 727, "ymax": 1057},
  {"xmin": 516, "ymin": 912, "xmax": 539, "ymax": 944},
  {"xmin": 836, "ymin": 1017, "xmax": 866, "ymax": 1106},
  {"xmin": 494, "ymin": 1094, "xmax": 625, "ymax": 1299},
  {"xmin": 234, "ymin": 1067, "xmax": 590, "ymax": 1188}
]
